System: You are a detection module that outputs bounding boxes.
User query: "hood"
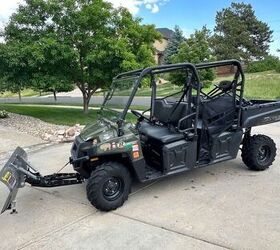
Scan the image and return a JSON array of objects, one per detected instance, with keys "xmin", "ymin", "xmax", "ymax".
[{"xmin": 79, "ymin": 119, "xmax": 118, "ymax": 143}]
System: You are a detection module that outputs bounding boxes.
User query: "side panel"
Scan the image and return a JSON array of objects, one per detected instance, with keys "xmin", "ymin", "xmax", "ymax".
[
  {"xmin": 162, "ymin": 140, "xmax": 197, "ymax": 173},
  {"xmin": 242, "ymin": 101, "xmax": 280, "ymax": 128},
  {"xmin": 211, "ymin": 130, "xmax": 243, "ymax": 162},
  {"xmin": 131, "ymin": 158, "xmax": 146, "ymax": 181}
]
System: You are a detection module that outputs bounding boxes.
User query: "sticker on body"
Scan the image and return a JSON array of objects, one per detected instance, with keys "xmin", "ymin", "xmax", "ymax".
[{"xmin": 1, "ymin": 171, "xmax": 16, "ymax": 189}]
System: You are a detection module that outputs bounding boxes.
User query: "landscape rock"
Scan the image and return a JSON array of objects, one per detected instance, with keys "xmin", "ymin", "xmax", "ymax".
[
  {"xmin": 0, "ymin": 112, "xmax": 85, "ymax": 143},
  {"xmin": 65, "ymin": 127, "xmax": 76, "ymax": 137},
  {"xmin": 57, "ymin": 130, "xmax": 65, "ymax": 136}
]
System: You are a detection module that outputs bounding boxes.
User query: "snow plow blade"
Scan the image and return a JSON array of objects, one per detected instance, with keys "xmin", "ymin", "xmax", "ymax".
[
  {"xmin": 0, "ymin": 147, "xmax": 83, "ymax": 214},
  {"xmin": 0, "ymin": 147, "xmax": 28, "ymax": 214}
]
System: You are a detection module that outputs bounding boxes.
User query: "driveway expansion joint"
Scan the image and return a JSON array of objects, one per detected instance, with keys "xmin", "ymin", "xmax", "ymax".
[
  {"xmin": 111, "ymin": 212, "xmax": 231, "ymax": 250},
  {"xmin": 17, "ymin": 212, "xmax": 96, "ymax": 250}
]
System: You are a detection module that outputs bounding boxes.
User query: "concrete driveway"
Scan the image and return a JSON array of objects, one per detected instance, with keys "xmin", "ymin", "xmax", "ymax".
[
  {"xmin": 0, "ymin": 125, "xmax": 44, "ymax": 155},
  {"xmin": 0, "ymin": 123, "xmax": 280, "ymax": 250}
]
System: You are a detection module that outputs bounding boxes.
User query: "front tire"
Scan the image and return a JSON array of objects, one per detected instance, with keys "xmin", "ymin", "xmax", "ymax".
[
  {"xmin": 241, "ymin": 134, "xmax": 276, "ymax": 171},
  {"xmin": 86, "ymin": 162, "xmax": 132, "ymax": 211}
]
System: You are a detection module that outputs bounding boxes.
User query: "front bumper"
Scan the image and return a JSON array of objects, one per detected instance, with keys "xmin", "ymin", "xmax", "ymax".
[{"xmin": 70, "ymin": 136, "xmax": 96, "ymax": 178}]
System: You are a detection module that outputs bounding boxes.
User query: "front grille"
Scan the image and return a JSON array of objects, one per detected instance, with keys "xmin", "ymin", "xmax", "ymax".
[{"xmin": 71, "ymin": 136, "xmax": 83, "ymax": 159}]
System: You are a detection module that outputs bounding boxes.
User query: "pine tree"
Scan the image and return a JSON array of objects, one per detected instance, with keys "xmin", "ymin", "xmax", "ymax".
[
  {"xmin": 211, "ymin": 2, "xmax": 273, "ymax": 62},
  {"xmin": 163, "ymin": 25, "xmax": 185, "ymax": 64}
]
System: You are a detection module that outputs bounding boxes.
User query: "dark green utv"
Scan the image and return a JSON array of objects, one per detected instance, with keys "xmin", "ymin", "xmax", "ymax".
[{"xmin": 1, "ymin": 60, "xmax": 279, "ymax": 213}]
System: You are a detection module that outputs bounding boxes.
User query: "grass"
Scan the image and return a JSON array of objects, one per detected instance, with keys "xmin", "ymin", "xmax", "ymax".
[
  {"xmin": 1, "ymin": 71, "xmax": 279, "ymax": 100},
  {"xmin": 109, "ymin": 70, "xmax": 280, "ymax": 100},
  {"xmin": 114, "ymin": 83, "xmax": 181, "ymax": 97},
  {"xmin": 0, "ymin": 104, "xmax": 136, "ymax": 126},
  {"xmin": 0, "ymin": 89, "xmax": 50, "ymax": 98},
  {"xmin": 1, "ymin": 71, "xmax": 279, "ymax": 126},
  {"xmin": 244, "ymin": 71, "xmax": 280, "ymax": 100},
  {"xmin": 206, "ymin": 71, "xmax": 280, "ymax": 100}
]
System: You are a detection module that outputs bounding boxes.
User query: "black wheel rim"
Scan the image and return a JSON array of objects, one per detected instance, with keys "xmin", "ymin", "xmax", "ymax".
[
  {"xmin": 102, "ymin": 177, "xmax": 123, "ymax": 201},
  {"xmin": 258, "ymin": 145, "xmax": 271, "ymax": 163}
]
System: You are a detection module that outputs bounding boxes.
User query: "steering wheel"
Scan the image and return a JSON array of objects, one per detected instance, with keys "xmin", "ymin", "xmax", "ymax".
[{"xmin": 131, "ymin": 110, "xmax": 150, "ymax": 122}]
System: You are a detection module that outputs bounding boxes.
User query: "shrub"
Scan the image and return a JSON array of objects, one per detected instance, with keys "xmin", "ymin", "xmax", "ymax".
[
  {"xmin": 203, "ymin": 81, "xmax": 212, "ymax": 89},
  {"xmin": 247, "ymin": 56, "xmax": 280, "ymax": 73},
  {"xmin": 275, "ymin": 62, "xmax": 280, "ymax": 73},
  {"xmin": 0, "ymin": 110, "xmax": 9, "ymax": 118}
]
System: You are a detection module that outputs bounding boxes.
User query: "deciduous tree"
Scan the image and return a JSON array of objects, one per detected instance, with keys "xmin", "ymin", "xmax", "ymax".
[
  {"xmin": 170, "ymin": 27, "xmax": 215, "ymax": 85},
  {"xmin": 2, "ymin": 0, "xmax": 160, "ymax": 113},
  {"xmin": 0, "ymin": 42, "xmax": 32, "ymax": 101}
]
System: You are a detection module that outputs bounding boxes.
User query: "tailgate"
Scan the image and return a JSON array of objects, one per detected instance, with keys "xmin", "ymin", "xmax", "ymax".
[{"xmin": 241, "ymin": 100, "xmax": 280, "ymax": 128}]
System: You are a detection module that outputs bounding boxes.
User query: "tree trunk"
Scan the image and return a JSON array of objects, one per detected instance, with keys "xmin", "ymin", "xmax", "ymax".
[
  {"xmin": 18, "ymin": 89, "xmax": 22, "ymax": 102},
  {"xmin": 53, "ymin": 90, "xmax": 57, "ymax": 101},
  {"xmin": 83, "ymin": 96, "xmax": 90, "ymax": 114},
  {"xmin": 77, "ymin": 82, "xmax": 98, "ymax": 114}
]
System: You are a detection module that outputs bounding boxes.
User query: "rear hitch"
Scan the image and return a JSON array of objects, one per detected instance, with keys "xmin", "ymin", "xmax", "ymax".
[{"xmin": 0, "ymin": 147, "xmax": 84, "ymax": 214}]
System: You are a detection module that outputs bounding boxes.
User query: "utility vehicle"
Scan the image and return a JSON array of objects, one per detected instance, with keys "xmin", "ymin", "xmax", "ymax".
[{"xmin": 1, "ymin": 60, "xmax": 279, "ymax": 213}]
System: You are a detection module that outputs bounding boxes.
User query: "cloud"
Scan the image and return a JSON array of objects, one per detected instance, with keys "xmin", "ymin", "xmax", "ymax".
[
  {"xmin": 181, "ymin": 28, "xmax": 194, "ymax": 38},
  {"xmin": 0, "ymin": 0, "xmax": 23, "ymax": 22},
  {"xmin": 107, "ymin": 0, "xmax": 169, "ymax": 14},
  {"xmin": 0, "ymin": 0, "xmax": 168, "ymax": 23},
  {"xmin": 107, "ymin": 0, "xmax": 143, "ymax": 15},
  {"xmin": 145, "ymin": 3, "xmax": 152, "ymax": 10},
  {"xmin": 144, "ymin": 2, "xmax": 159, "ymax": 13},
  {"xmin": 151, "ymin": 4, "xmax": 159, "ymax": 13}
]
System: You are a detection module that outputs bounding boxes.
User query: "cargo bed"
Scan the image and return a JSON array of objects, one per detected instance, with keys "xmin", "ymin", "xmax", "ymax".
[{"xmin": 241, "ymin": 100, "xmax": 280, "ymax": 128}]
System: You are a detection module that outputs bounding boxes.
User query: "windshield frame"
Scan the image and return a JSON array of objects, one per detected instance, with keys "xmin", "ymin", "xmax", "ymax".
[{"xmin": 101, "ymin": 76, "xmax": 139, "ymax": 118}]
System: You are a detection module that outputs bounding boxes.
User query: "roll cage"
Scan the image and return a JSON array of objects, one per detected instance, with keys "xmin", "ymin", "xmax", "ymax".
[
  {"xmin": 196, "ymin": 59, "xmax": 245, "ymax": 128},
  {"xmin": 105, "ymin": 59, "xmax": 245, "ymax": 136}
]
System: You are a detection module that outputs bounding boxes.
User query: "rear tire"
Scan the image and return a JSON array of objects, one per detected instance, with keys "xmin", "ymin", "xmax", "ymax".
[
  {"xmin": 86, "ymin": 162, "xmax": 131, "ymax": 211},
  {"xmin": 241, "ymin": 134, "xmax": 276, "ymax": 171}
]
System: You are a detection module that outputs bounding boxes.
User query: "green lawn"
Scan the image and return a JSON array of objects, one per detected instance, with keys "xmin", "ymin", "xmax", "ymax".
[
  {"xmin": 113, "ymin": 83, "xmax": 182, "ymax": 96},
  {"xmin": 0, "ymin": 71, "xmax": 279, "ymax": 126},
  {"xmin": 0, "ymin": 104, "xmax": 136, "ymax": 126},
  {"xmin": 211, "ymin": 71, "xmax": 280, "ymax": 99},
  {"xmin": 244, "ymin": 71, "xmax": 280, "ymax": 99},
  {"xmin": 99, "ymin": 70, "xmax": 280, "ymax": 100},
  {"xmin": 1, "ymin": 71, "xmax": 279, "ymax": 100},
  {"xmin": 0, "ymin": 89, "xmax": 50, "ymax": 98}
]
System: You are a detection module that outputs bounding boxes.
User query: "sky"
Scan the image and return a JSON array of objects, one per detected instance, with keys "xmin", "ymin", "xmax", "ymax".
[{"xmin": 0, "ymin": 0, "xmax": 279, "ymax": 56}]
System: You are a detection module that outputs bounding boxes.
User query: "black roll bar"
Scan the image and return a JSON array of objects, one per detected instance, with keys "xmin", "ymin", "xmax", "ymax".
[
  {"xmin": 195, "ymin": 59, "xmax": 245, "ymax": 128},
  {"xmin": 112, "ymin": 59, "xmax": 245, "ymax": 133},
  {"xmin": 119, "ymin": 63, "xmax": 201, "ymax": 137}
]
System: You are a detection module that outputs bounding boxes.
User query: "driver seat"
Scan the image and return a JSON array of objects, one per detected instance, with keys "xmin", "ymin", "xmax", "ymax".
[
  {"xmin": 138, "ymin": 99, "xmax": 190, "ymax": 144},
  {"xmin": 139, "ymin": 122, "xmax": 184, "ymax": 144}
]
